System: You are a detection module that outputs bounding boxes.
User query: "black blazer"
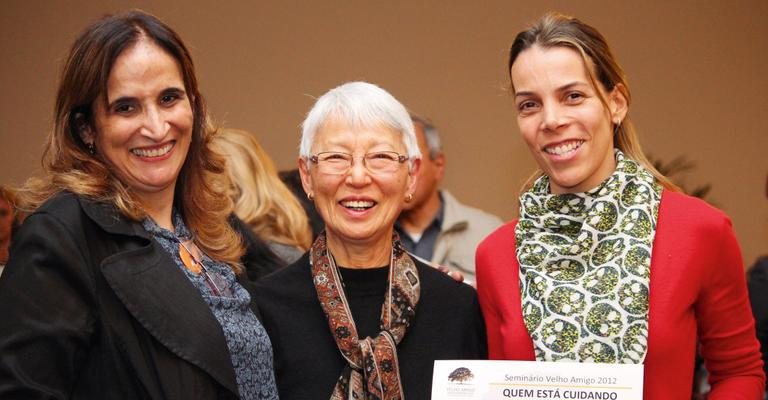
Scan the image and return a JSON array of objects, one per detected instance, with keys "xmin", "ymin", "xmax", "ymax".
[{"xmin": 0, "ymin": 192, "xmax": 280, "ymax": 399}]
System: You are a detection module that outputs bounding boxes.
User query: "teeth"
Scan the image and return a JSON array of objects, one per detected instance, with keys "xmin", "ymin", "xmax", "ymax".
[
  {"xmin": 545, "ymin": 140, "xmax": 582, "ymax": 155},
  {"xmin": 131, "ymin": 143, "xmax": 173, "ymax": 158},
  {"xmin": 341, "ymin": 200, "xmax": 375, "ymax": 209}
]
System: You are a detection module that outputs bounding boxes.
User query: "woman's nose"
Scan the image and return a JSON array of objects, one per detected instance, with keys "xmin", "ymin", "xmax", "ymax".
[
  {"xmin": 346, "ymin": 157, "xmax": 372, "ymax": 186},
  {"xmin": 541, "ymin": 102, "xmax": 567, "ymax": 132},
  {"xmin": 140, "ymin": 106, "xmax": 169, "ymax": 140}
]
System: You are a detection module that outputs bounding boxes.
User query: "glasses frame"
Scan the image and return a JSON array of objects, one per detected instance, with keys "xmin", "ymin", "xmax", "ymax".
[{"xmin": 309, "ymin": 151, "xmax": 409, "ymax": 175}]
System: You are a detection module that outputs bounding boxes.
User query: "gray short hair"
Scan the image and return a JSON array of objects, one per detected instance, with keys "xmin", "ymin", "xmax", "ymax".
[
  {"xmin": 410, "ymin": 114, "xmax": 442, "ymax": 160},
  {"xmin": 299, "ymin": 81, "xmax": 421, "ymax": 169}
]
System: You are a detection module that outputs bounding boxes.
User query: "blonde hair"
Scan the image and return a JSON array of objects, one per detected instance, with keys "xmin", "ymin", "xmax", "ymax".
[
  {"xmin": 508, "ymin": 12, "xmax": 681, "ymax": 194},
  {"xmin": 213, "ymin": 128, "xmax": 312, "ymax": 251},
  {"xmin": 20, "ymin": 10, "xmax": 245, "ymax": 272}
]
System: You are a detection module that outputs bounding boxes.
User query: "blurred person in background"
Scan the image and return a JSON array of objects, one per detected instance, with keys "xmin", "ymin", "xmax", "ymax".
[
  {"xmin": 213, "ymin": 128, "xmax": 312, "ymax": 265},
  {"xmin": 0, "ymin": 185, "xmax": 22, "ymax": 276},
  {"xmin": 395, "ymin": 114, "xmax": 503, "ymax": 285}
]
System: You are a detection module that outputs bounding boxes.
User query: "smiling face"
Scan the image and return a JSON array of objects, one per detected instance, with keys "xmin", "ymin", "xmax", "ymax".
[
  {"xmin": 84, "ymin": 38, "xmax": 193, "ymax": 207},
  {"xmin": 511, "ymin": 45, "xmax": 627, "ymax": 194},
  {"xmin": 299, "ymin": 117, "xmax": 418, "ymax": 251}
]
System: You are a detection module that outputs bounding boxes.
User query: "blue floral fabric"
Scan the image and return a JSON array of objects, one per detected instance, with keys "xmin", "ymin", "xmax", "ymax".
[{"xmin": 143, "ymin": 211, "xmax": 278, "ymax": 400}]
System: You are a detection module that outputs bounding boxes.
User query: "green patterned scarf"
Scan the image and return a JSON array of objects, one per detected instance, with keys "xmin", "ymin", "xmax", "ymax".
[{"xmin": 515, "ymin": 150, "xmax": 662, "ymax": 363}]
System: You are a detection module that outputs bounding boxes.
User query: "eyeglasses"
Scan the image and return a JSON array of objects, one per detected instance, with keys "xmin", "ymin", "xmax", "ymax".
[
  {"xmin": 309, "ymin": 151, "xmax": 408, "ymax": 175},
  {"xmin": 178, "ymin": 239, "xmax": 233, "ymax": 297}
]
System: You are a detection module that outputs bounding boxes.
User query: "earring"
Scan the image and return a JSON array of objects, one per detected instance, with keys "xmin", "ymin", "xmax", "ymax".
[
  {"xmin": 86, "ymin": 142, "xmax": 96, "ymax": 155},
  {"xmin": 405, "ymin": 193, "xmax": 413, "ymax": 203},
  {"xmin": 307, "ymin": 192, "xmax": 314, "ymax": 201},
  {"xmin": 613, "ymin": 119, "xmax": 622, "ymax": 135}
]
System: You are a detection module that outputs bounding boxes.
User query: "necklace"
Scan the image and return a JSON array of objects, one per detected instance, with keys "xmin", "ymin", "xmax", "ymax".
[
  {"xmin": 178, "ymin": 239, "xmax": 203, "ymax": 273},
  {"xmin": 177, "ymin": 238, "xmax": 228, "ymax": 297}
]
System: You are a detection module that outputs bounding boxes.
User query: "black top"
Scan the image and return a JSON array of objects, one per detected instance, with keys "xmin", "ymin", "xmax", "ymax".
[
  {"xmin": 337, "ymin": 265, "xmax": 388, "ymax": 338},
  {"xmin": 254, "ymin": 253, "xmax": 487, "ymax": 400}
]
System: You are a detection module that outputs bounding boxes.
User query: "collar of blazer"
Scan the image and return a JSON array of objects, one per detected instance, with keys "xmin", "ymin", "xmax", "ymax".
[{"xmin": 76, "ymin": 194, "xmax": 240, "ymax": 396}]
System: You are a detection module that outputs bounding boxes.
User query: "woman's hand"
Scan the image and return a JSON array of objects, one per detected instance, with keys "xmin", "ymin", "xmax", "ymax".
[{"xmin": 436, "ymin": 264, "xmax": 465, "ymax": 283}]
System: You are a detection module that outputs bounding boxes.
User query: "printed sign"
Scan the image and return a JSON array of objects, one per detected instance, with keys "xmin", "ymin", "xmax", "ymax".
[{"xmin": 432, "ymin": 360, "xmax": 643, "ymax": 400}]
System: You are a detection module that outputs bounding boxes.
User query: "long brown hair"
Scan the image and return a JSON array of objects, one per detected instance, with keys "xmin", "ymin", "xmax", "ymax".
[
  {"xmin": 21, "ymin": 10, "xmax": 245, "ymax": 271},
  {"xmin": 508, "ymin": 12, "xmax": 680, "ymax": 193}
]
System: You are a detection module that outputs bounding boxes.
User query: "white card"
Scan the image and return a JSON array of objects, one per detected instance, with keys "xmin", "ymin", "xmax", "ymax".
[{"xmin": 432, "ymin": 360, "xmax": 643, "ymax": 399}]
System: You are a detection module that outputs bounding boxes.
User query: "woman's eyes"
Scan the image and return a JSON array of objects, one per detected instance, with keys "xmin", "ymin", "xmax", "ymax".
[
  {"xmin": 517, "ymin": 92, "xmax": 586, "ymax": 112},
  {"xmin": 322, "ymin": 153, "xmax": 350, "ymax": 161},
  {"xmin": 565, "ymin": 91, "xmax": 585, "ymax": 102},
  {"xmin": 518, "ymin": 100, "xmax": 539, "ymax": 112},
  {"xmin": 110, "ymin": 91, "xmax": 183, "ymax": 115},
  {"xmin": 160, "ymin": 91, "xmax": 183, "ymax": 105},
  {"xmin": 369, "ymin": 152, "xmax": 396, "ymax": 160},
  {"xmin": 113, "ymin": 102, "xmax": 136, "ymax": 114}
]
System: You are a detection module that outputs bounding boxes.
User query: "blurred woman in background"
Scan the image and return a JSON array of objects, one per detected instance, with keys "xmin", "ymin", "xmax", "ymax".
[{"xmin": 213, "ymin": 128, "xmax": 312, "ymax": 265}]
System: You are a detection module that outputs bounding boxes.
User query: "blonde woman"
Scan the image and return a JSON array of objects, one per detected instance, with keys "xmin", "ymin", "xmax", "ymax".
[{"xmin": 214, "ymin": 128, "xmax": 312, "ymax": 264}]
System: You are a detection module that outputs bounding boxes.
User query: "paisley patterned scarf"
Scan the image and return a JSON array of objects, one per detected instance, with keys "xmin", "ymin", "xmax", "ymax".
[
  {"xmin": 311, "ymin": 232, "xmax": 420, "ymax": 400},
  {"xmin": 515, "ymin": 150, "xmax": 662, "ymax": 363}
]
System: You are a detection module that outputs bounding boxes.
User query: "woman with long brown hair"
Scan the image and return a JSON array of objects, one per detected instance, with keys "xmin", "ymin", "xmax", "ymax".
[{"xmin": 0, "ymin": 10, "xmax": 279, "ymax": 399}]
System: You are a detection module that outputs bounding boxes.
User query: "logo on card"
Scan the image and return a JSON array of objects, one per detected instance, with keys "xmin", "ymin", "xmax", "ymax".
[
  {"xmin": 445, "ymin": 367, "xmax": 477, "ymax": 398},
  {"xmin": 448, "ymin": 367, "xmax": 475, "ymax": 383}
]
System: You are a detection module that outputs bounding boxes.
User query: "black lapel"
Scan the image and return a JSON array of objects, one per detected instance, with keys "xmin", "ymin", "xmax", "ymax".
[
  {"xmin": 79, "ymin": 197, "xmax": 239, "ymax": 395},
  {"xmin": 78, "ymin": 196, "xmax": 147, "ymax": 238}
]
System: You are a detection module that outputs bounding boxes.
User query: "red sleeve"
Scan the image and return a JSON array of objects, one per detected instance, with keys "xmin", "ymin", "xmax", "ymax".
[
  {"xmin": 475, "ymin": 221, "xmax": 535, "ymax": 360},
  {"xmin": 476, "ymin": 237, "xmax": 505, "ymax": 359},
  {"xmin": 697, "ymin": 214, "xmax": 765, "ymax": 397}
]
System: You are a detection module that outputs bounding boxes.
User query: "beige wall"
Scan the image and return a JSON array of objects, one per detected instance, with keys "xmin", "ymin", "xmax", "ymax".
[{"xmin": 2, "ymin": 1, "xmax": 767, "ymax": 266}]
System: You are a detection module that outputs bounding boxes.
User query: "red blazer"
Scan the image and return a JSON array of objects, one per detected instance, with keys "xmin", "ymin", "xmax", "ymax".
[{"xmin": 476, "ymin": 190, "xmax": 764, "ymax": 399}]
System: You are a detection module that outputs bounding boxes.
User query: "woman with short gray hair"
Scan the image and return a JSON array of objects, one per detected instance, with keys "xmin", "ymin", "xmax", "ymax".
[{"xmin": 255, "ymin": 81, "xmax": 486, "ymax": 399}]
